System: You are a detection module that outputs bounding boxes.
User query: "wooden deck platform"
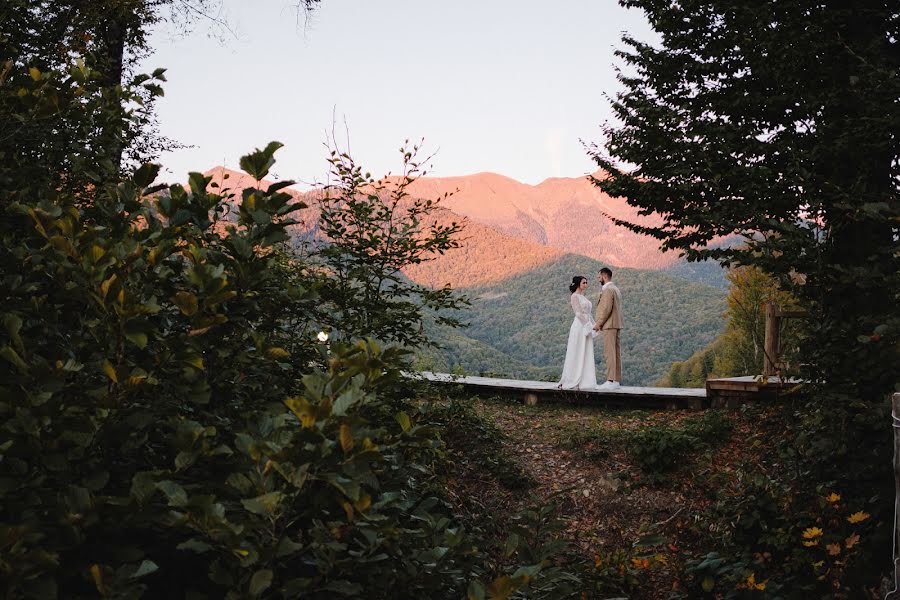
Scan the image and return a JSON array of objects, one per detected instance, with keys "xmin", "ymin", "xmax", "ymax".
[
  {"xmin": 415, "ymin": 373, "xmax": 802, "ymax": 410},
  {"xmin": 415, "ymin": 372, "xmax": 707, "ymax": 410},
  {"xmin": 706, "ymin": 375, "xmax": 804, "ymax": 407}
]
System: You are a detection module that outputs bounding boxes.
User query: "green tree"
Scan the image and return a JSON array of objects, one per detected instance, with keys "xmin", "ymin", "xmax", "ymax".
[
  {"xmin": 595, "ymin": 4, "xmax": 897, "ymax": 594},
  {"xmin": 315, "ymin": 146, "xmax": 469, "ymax": 349},
  {"xmin": 713, "ymin": 266, "xmax": 802, "ymax": 377},
  {"xmin": 589, "ymin": 1, "xmax": 899, "ymax": 400},
  {"xmin": 4, "ymin": 0, "xmax": 322, "ymax": 172},
  {"xmin": 0, "ymin": 51, "xmax": 479, "ymax": 597}
]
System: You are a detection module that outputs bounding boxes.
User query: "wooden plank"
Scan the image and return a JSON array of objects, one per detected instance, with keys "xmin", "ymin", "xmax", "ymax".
[
  {"xmin": 415, "ymin": 372, "xmax": 706, "ymax": 399},
  {"xmin": 707, "ymin": 376, "xmax": 803, "ymax": 389},
  {"xmin": 408, "ymin": 371, "xmax": 707, "ymax": 410},
  {"xmin": 764, "ymin": 302, "xmax": 780, "ymax": 377}
]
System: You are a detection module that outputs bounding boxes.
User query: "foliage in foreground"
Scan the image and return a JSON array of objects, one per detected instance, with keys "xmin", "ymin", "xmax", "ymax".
[
  {"xmin": 591, "ymin": 3, "xmax": 897, "ymax": 594},
  {"xmin": 0, "ymin": 44, "xmax": 586, "ymax": 598},
  {"xmin": 591, "ymin": 0, "xmax": 900, "ymax": 401}
]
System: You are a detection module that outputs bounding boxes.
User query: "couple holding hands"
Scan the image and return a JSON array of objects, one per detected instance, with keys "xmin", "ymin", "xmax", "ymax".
[{"xmin": 558, "ymin": 268, "xmax": 624, "ymax": 391}]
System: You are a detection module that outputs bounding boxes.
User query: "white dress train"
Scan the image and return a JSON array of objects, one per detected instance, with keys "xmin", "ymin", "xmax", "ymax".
[{"xmin": 558, "ymin": 293, "xmax": 597, "ymax": 390}]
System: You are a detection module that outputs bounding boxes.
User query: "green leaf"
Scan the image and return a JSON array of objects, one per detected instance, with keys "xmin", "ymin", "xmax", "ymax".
[
  {"xmin": 503, "ymin": 533, "xmax": 519, "ymax": 557},
  {"xmin": 395, "ymin": 411, "xmax": 411, "ymax": 432},
  {"xmin": 0, "ymin": 346, "xmax": 28, "ymax": 372},
  {"xmin": 249, "ymin": 569, "xmax": 273, "ymax": 596},
  {"xmin": 320, "ymin": 580, "xmax": 363, "ymax": 595},
  {"xmin": 2, "ymin": 314, "xmax": 24, "ymax": 353},
  {"xmin": 702, "ymin": 576, "xmax": 715, "ymax": 592},
  {"xmin": 332, "ymin": 388, "xmax": 361, "ymax": 416},
  {"xmin": 239, "ymin": 141, "xmax": 283, "ymax": 180},
  {"xmin": 177, "ymin": 538, "xmax": 212, "ymax": 554},
  {"xmin": 175, "ymin": 451, "xmax": 197, "ymax": 471},
  {"xmin": 266, "ymin": 180, "xmax": 295, "ymax": 193},
  {"xmin": 467, "ymin": 580, "xmax": 486, "ymax": 600},
  {"xmin": 156, "ymin": 480, "xmax": 188, "ymax": 507},
  {"xmin": 125, "ymin": 331, "xmax": 148, "ymax": 349},
  {"xmin": 132, "ymin": 560, "xmax": 159, "ymax": 579},
  {"xmin": 241, "ymin": 492, "xmax": 284, "ymax": 516},
  {"xmin": 133, "ymin": 163, "xmax": 160, "ymax": 189},
  {"xmin": 275, "ymin": 536, "xmax": 304, "ymax": 558},
  {"xmin": 634, "ymin": 534, "xmax": 667, "ymax": 547},
  {"xmin": 509, "ymin": 564, "xmax": 542, "ymax": 581},
  {"xmin": 130, "ymin": 471, "xmax": 157, "ymax": 503}
]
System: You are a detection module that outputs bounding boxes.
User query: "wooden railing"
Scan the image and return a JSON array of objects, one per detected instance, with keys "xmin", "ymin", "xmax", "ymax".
[{"xmin": 763, "ymin": 303, "xmax": 808, "ymax": 377}]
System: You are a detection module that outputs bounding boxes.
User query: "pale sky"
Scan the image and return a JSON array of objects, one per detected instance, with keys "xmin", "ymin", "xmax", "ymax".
[{"xmin": 143, "ymin": 0, "xmax": 656, "ymax": 187}]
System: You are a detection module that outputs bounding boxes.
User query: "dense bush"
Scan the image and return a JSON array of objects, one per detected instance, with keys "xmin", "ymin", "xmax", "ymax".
[
  {"xmin": 675, "ymin": 404, "xmax": 889, "ymax": 599},
  {"xmin": 0, "ymin": 43, "xmax": 584, "ymax": 598}
]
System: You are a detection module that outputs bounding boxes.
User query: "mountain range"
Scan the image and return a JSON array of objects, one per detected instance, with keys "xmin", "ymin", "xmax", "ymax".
[{"xmin": 197, "ymin": 166, "xmax": 728, "ymax": 384}]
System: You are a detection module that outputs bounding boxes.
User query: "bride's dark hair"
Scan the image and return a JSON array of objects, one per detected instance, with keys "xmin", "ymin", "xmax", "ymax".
[{"xmin": 569, "ymin": 276, "xmax": 586, "ymax": 293}]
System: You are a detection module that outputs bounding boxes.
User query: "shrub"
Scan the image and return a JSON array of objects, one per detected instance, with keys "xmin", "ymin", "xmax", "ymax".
[{"xmin": 0, "ymin": 46, "xmax": 587, "ymax": 597}]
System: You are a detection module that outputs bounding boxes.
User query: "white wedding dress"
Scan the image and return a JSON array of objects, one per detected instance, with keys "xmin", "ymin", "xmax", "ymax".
[{"xmin": 558, "ymin": 293, "xmax": 597, "ymax": 390}]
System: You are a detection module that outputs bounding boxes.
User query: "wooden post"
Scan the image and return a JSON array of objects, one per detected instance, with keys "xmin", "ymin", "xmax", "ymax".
[
  {"xmin": 888, "ymin": 393, "xmax": 900, "ymax": 599},
  {"xmin": 763, "ymin": 302, "xmax": 780, "ymax": 377}
]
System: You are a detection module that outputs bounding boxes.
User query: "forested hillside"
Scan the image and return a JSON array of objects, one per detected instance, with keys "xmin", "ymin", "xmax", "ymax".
[{"xmin": 421, "ymin": 254, "xmax": 726, "ymax": 386}]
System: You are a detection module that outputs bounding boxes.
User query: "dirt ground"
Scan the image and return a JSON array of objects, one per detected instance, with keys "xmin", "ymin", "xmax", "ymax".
[{"xmin": 450, "ymin": 396, "xmax": 758, "ymax": 599}]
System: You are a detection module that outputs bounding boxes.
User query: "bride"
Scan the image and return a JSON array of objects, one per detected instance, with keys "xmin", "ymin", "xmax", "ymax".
[{"xmin": 558, "ymin": 275, "xmax": 597, "ymax": 390}]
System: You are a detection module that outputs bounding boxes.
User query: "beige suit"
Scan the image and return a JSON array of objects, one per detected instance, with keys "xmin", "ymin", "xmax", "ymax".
[{"xmin": 595, "ymin": 282, "xmax": 623, "ymax": 382}]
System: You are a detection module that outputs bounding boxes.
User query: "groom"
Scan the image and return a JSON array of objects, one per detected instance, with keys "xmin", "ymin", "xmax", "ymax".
[{"xmin": 593, "ymin": 268, "xmax": 623, "ymax": 389}]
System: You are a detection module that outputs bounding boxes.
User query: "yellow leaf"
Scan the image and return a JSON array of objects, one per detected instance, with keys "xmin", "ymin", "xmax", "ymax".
[
  {"xmin": 89, "ymin": 564, "xmax": 106, "ymax": 595},
  {"xmin": 826, "ymin": 543, "xmax": 841, "ymax": 556},
  {"xmin": 125, "ymin": 374, "xmax": 147, "ymax": 387},
  {"xmin": 802, "ymin": 540, "xmax": 819, "ymax": 547},
  {"xmin": 90, "ymin": 245, "xmax": 106, "ymax": 262},
  {"xmin": 184, "ymin": 355, "xmax": 204, "ymax": 370},
  {"xmin": 341, "ymin": 500, "xmax": 354, "ymax": 521},
  {"xmin": 847, "ymin": 511, "xmax": 870, "ymax": 524},
  {"xmin": 802, "ymin": 527, "xmax": 823, "ymax": 539},
  {"xmin": 188, "ymin": 326, "xmax": 213, "ymax": 337},
  {"xmin": 825, "ymin": 492, "xmax": 841, "ymax": 503},
  {"xmin": 101, "ymin": 360, "xmax": 118, "ymax": 383},
  {"xmin": 396, "ymin": 411, "xmax": 411, "ymax": 432},
  {"xmin": 485, "ymin": 575, "xmax": 516, "ymax": 600},
  {"xmin": 265, "ymin": 347, "xmax": 290, "ymax": 359},
  {"xmin": 356, "ymin": 493, "xmax": 371, "ymax": 512},
  {"xmin": 339, "ymin": 423, "xmax": 353, "ymax": 452},
  {"xmin": 100, "ymin": 274, "xmax": 117, "ymax": 299},
  {"xmin": 29, "ymin": 67, "xmax": 41, "ymax": 81},
  {"xmin": 285, "ymin": 397, "xmax": 317, "ymax": 428},
  {"xmin": 172, "ymin": 291, "xmax": 198, "ymax": 316}
]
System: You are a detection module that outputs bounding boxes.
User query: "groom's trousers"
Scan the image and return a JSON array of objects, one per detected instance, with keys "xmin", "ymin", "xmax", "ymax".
[{"xmin": 603, "ymin": 328, "xmax": 622, "ymax": 382}]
